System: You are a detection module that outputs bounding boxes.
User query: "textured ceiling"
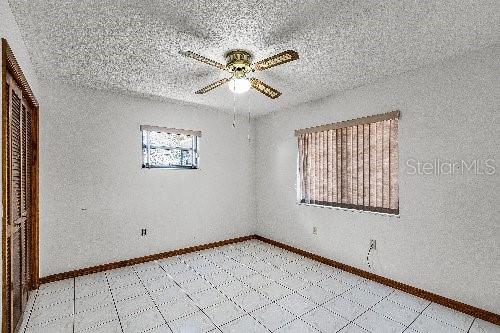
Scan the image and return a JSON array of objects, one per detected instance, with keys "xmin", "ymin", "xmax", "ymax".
[{"xmin": 8, "ymin": 0, "xmax": 500, "ymax": 115}]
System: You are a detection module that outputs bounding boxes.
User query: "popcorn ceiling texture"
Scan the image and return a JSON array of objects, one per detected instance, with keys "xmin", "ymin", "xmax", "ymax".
[{"xmin": 8, "ymin": 0, "xmax": 500, "ymax": 115}]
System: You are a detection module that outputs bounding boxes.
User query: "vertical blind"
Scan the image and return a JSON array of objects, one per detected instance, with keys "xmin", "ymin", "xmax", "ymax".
[{"xmin": 296, "ymin": 111, "xmax": 400, "ymax": 214}]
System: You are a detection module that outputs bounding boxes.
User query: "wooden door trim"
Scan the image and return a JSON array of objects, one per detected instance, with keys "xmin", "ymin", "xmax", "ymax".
[{"xmin": 2, "ymin": 38, "xmax": 40, "ymax": 333}]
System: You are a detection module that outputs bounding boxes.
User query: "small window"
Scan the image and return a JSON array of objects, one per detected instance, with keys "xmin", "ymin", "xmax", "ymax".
[
  {"xmin": 141, "ymin": 125, "xmax": 201, "ymax": 169},
  {"xmin": 295, "ymin": 111, "xmax": 400, "ymax": 215}
]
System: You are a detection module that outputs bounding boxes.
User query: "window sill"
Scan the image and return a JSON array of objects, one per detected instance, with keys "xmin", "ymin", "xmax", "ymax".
[
  {"xmin": 297, "ymin": 202, "xmax": 400, "ymax": 218},
  {"xmin": 142, "ymin": 166, "xmax": 199, "ymax": 170}
]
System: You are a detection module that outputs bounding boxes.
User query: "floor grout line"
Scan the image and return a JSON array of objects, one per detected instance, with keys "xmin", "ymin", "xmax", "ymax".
[
  {"xmin": 402, "ymin": 302, "xmax": 432, "ymax": 333},
  {"xmin": 467, "ymin": 317, "xmax": 476, "ymax": 333},
  {"xmin": 104, "ymin": 273, "xmax": 125, "ymax": 333},
  {"xmin": 21, "ymin": 289, "xmax": 39, "ymax": 333},
  {"xmin": 132, "ymin": 268, "xmax": 173, "ymax": 333}
]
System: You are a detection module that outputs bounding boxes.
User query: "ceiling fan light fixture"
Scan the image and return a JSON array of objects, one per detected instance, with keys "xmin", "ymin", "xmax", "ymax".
[{"xmin": 228, "ymin": 77, "xmax": 251, "ymax": 94}]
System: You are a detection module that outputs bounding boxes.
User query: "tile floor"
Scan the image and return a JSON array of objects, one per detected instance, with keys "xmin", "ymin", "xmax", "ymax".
[{"xmin": 19, "ymin": 240, "xmax": 499, "ymax": 333}]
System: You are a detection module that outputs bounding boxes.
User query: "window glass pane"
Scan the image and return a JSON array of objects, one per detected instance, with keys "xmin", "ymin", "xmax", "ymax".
[
  {"xmin": 149, "ymin": 148, "xmax": 182, "ymax": 167},
  {"xmin": 142, "ymin": 147, "xmax": 148, "ymax": 166},
  {"xmin": 149, "ymin": 131, "xmax": 192, "ymax": 149},
  {"xmin": 181, "ymin": 150, "xmax": 193, "ymax": 166}
]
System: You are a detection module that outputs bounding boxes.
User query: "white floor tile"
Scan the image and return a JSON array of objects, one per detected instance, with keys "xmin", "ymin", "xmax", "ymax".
[
  {"xmin": 169, "ymin": 311, "xmax": 216, "ymax": 333},
  {"xmin": 372, "ymin": 298, "xmax": 420, "ymax": 325},
  {"xmin": 88, "ymin": 320, "xmax": 123, "ymax": 333},
  {"xmin": 342, "ymin": 287, "xmax": 383, "ymax": 308},
  {"xmin": 337, "ymin": 323, "xmax": 370, "ymax": 333},
  {"xmin": 179, "ymin": 278, "xmax": 213, "ymax": 294},
  {"xmin": 143, "ymin": 276, "xmax": 176, "ymax": 291},
  {"xmin": 316, "ymin": 277, "xmax": 351, "ymax": 295},
  {"xmin": 115, "ymin": 293, "xmax": 156, "ymax": 317},
  {"xmin": 34, "ymin": 287, "xmax": 73, "ymax": 309},
  {"xmin": 276, "ymin": 293, "xmax": 317, "ymax": 316},
  {"xmin": 75, "ymin": 281, "xmax": 109, "ymax": 299},
  {"xmin": 203, "ymin": 271, "xmax": 236, "ymax": 286},
  {"xmin": 422, "ymin": 303, "xmax": 474, "ymax": 330},
  {"xmin": 147, "ymin": 324, "xmax": 174, "ymax": 333},
  {"xmin": 25, "ymin": 315, "xmax": 73, "ymax": 333},
  {"xmin": 409, "ymin": 314, "xmax": 464, "ymax": 333},
  {"xmin": 240, "ymin": 274, "xmax": 273, "ymax": 289},
  {"xmin": 354, "ymin": 310, "xmax": 405, "ymax": 333},
  {"xmin": 204, "ymin": 300, "xmax": 246, "ymax": 326},
  {"xmin": 299, "ymin": 269, "xmax": 328, "ymax": 283},
  {"xmin": 29, "ymin": 300, "xmax": 74, "ymax": 327},
  {"xmin": 219, "ymin": 314, "xmax": 269, "ymax": 333},
  {"xmin": 277, "ymin": 275, "xmax": 311, "ymax": 291},
  {"xmin": 387, "ymin": 290, "xmax": 431, "ymax": 312},
  {"xmin": 75, "ymin": 290, "xmax": 113, "ymax": 313},
  {"xmin": 257, "ymin": 282, "xmax": 294, "ymax": 301},
  {"xmin": 469, "ymin": 319, "xmax": 500, "ymax": 333},
  {"xmin": 274, "ymin": 318, "xmax": 319, "ymax": 333},
  {"xmin": 298, "ymin": 285, "xmax": 336, "ymax": 304},
  {"xmin": 322, "ymin": 296, "xmax": 368, "ymax": 321},
  {"xmin": 149, "ymin": 285, "xmax": 187, "ymax": 305},
  {"xmin": 74, "ymin": 303, "xmax": 117, "ymax": 332},
  {"xmin": 75, "ymin": 273, "xmax": 107, "ymax": 286},
  {"xmin": 358, "ymin": 280, "xmax": 394, "ymax": 297},
  {"xmin": 120, "ymin": 307, "xmax": 165, "ymax": 333},
  {"xmin": 111, "ymin": 282, "xmax": 148, "ymax": 302},
  {"xmin": 216, "ymin": 280, "xmax": 251, "ymax": 298},
  {"xmin": 251, "ymin": 302, "xmax": 296, "ymax": 331},
  {"xmin": 108, "ymin": 274, "xmax": 141, "ymax": 289},
  {"xmin": 334, "ymin": 272, "xmax": 364, "ymax": 287},
  {"xmin": 232, "ymin": 290, "xmax": 272, "ymax": 312},
  {"xmin": 301, "ymin": 306, "xmax": 349, "ymax": 333},
  {"xmin": 38, "ymin": 279, "xmax": 74, "ymax": 295},
  {"xmin": 158, "ymin": 298, "xmax": 200, "ymax": 322},
  {"xmin": 191, "ymin": 288, "xmax": 228, "ymax": 308}
]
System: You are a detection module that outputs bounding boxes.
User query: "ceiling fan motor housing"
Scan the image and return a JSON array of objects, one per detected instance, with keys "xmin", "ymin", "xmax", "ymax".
[{"xmin": 225, "ymin": 50, "xmax": 254, "ymax": 78}]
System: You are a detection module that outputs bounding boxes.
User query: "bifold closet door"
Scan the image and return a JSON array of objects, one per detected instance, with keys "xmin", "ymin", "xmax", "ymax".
[{"xmin": 6, "ymin": 73, "xmax": 32, "ymax": 332}]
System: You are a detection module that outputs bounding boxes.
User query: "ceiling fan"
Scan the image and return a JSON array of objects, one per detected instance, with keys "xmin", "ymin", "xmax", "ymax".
[{"xmin": 179, "ymin": 49, "xmax": 299, "ymax": 99}]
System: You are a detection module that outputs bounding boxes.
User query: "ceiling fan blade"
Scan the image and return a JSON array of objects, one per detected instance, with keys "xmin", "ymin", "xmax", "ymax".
[
  {"xmin": 250, "ymin": 78, "xmax": 282, "ymax": 99},
  {"xmin": 254, "ymin": 50, "xmax": 299, "ymax": 71},
  {"xmin": 195, "ymin": 78, "xmax": 230, "ymax": 94},
  {"xmin": 179, "ymin": 50, "xmax": 226, "ymax": 70}
]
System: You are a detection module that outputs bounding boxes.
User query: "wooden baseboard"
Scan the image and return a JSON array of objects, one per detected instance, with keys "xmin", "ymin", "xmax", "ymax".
[
  {"xmin": 254, "ymin": 235, "xmax": 500, "ymax": 326},
  {"xmin": 39, "ymin": 234, "xmax": 499, "ymax": 325},
  {"xmin": 39, "ymin": 235, "xmax": 256, "ymax": 284}
]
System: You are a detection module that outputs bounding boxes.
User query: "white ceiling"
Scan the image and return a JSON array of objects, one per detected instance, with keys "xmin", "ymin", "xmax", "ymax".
[{"xmin": 8, "ymin": 0, "xmax": 500, "ymax": 115}]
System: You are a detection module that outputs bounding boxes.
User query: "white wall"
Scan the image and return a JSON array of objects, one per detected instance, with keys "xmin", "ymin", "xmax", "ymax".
[
  {"xmin": 1, "ymin": 1, "xmax": 40, "ymax": 328},
  {"xmin": 39, "ymin": 82, "xmax": 256, "ymax": 277},
  {"xmin": 254, "ymin": 46, "xmax": 500, "ymax": 313}
]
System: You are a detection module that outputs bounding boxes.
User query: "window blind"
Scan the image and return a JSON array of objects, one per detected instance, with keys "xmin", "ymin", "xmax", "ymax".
[{"xmin": 296, "ymin": 111, "xmax": 400, "ymax": 214}]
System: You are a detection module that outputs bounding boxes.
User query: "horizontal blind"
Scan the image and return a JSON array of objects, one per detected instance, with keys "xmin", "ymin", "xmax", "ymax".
[
  {"xmin": 297, "ymin": 111, "xmax": 399, "ymax": 214},
  {"xmin": 140, "ymin": 125, "xmax": 201, "ymax": 137}
]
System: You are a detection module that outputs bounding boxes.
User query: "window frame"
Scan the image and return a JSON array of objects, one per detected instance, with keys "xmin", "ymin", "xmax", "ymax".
[{"xmin": 141, "ymin": 126, "xmax": 200, "ymax": 170}]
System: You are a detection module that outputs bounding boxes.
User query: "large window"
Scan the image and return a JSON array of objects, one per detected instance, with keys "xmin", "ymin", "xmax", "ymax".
[
  {"xmin": 296, "ymin": 111, "xmax": 400, "ymax": 215},
  {"xmin": 141, "ymin": 125, "xmax": 200, "ymax": 169}
]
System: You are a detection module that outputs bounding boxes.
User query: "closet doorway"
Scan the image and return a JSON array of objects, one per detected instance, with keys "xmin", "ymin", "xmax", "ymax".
[{"xmin": 2, "ymin": 38, "xmax": 40, "ymax": 333}]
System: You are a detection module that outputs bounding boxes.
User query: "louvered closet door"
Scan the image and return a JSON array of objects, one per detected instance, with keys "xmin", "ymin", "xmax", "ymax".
[{"xmin": 7, "ymin": 73, "xmax": 31, "ymax": 331}]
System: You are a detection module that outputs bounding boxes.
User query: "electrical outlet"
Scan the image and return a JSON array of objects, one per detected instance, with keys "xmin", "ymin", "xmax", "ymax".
[
  {"xmin": 313, "ymin": 226, "xmax": 318, "ymax": 235},
  {"xmin": 141, "ymin": 229, "xmax": 147, "ymax": 236},
  {"xmin": 370, "ymin": 239, "xmax": 376, "ymax": 250}
]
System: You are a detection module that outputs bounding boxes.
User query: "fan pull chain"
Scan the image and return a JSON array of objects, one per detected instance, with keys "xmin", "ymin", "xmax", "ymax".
[{"xmin": 232, "ymin": 84, "xmax": 236, "ymax": 128}]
